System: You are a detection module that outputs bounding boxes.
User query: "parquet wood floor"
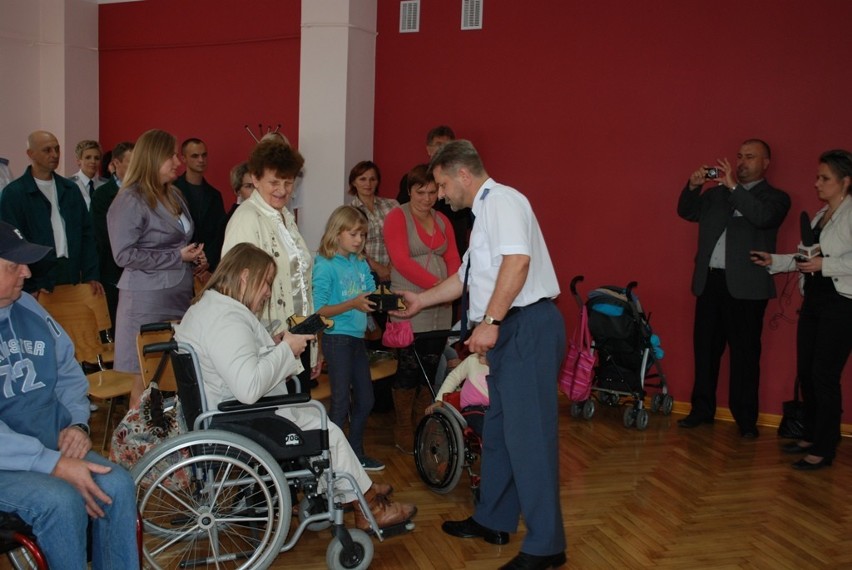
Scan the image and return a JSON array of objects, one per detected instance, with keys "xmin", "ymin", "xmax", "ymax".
[{"xmin": 10, "ymin": 396, "xmax": 852, "ymax": 569}]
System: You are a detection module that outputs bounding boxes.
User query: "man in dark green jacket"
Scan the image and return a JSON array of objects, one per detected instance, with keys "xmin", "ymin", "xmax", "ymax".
[{"xmin": 0, "ymin": 130, "xmax": 101, "ymax": 296}]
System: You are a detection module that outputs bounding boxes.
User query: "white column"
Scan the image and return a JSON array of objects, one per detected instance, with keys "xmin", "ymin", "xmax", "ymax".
[
  {"xmin": 298, "ymin": 0, "xmax": 377, "ymax": 251},
  {"xmin": 0, "ymin": 0, "xmax": 98, "ymax": 177}
]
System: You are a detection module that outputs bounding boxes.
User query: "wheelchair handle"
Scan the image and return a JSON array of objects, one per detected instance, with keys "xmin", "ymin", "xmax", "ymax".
[
  {"xmin": 142, "ymin": 341, "xmax": 178, "ymax": 355},
  {"xmin": 140, "ymin": 322, "xmax": 174, "ymax": 333}
]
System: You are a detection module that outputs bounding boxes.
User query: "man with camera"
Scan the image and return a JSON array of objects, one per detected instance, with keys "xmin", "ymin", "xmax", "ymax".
[{"xmin": 677, "ymin": 139, "xmax": 791, "ymax": 438}]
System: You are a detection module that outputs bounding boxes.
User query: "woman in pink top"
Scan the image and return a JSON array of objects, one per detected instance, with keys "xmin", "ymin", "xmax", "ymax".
[{"xmin": 383, "ymin": 164, "xmax": 461, "ymax": 453}]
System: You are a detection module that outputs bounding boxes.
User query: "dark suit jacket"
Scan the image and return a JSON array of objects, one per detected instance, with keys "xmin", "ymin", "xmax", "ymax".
[
  {"xmin": 172, "ymin": 174, "xmax": 226, "ymax": 271},
  {"xmin": 678, "ymin": 180, "xmax": 791, "ymax": 300},
  {"xmin": 0, "ymin": 166, "xmax": 99, "ymax": 292},
  {"xmin": 91, "ymin": 177, "xmax": 122, "ymax": 286}
]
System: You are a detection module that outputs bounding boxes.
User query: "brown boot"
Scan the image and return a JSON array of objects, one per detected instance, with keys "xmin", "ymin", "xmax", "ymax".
[
  {"xmin": 391, "ymin": 388, "xmax": 416, "ymax": 454},
  {"xmin": 371, "ymin": 482, "xmax": 393, "ymax": 498},
  {"xmin": 412, "ymin": 385, "xmax": 433, "ymax": 429},
  {"xmin": 354, "ymin": 487, "xmax": 417, "ymax": 532}
]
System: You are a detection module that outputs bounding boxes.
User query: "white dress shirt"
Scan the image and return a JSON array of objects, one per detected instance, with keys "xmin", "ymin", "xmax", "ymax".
[{"xmin": 460, "ymin": 178, "xmax": 560, "ymax": 321}]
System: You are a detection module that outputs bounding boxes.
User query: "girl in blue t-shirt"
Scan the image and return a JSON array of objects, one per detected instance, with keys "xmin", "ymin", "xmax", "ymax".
[{"xmin": 312, "ymin": 206, "xmax": 383, "ymax": 471}]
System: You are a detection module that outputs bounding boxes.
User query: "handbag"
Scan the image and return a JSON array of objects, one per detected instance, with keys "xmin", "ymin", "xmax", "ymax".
[
  {"xmin": 778, "ymin": 377, "xmax": 805, "ymax": 439},
  {"xmin": 382, "ymin": 319, "xmax": 414, "ymax": 348},
  {"xmin": 558, "ymin": 305, "xmax": 596, "ymax": 401},
  {"xmin": 109, "ymin": 352, "xmax": 188, "ymax": 486}
]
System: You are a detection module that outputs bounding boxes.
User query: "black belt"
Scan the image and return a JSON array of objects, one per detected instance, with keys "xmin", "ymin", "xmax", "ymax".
[
  {"xmin": 708, "ymin": 267, "xmax": 725, "ymax": 274},
  {"xmin": 505, "ymin": 297, "xmax": 552, "ymax": 319}
]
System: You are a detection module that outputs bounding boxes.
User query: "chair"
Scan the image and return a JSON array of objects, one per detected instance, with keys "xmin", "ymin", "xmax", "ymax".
[
  {"xmin": 37, "ymin": 285, "xmax": 136, "ymax": 450},
  {"xmin": 37, "ymin": 284, "xmax": 114, "ymax": 362}
]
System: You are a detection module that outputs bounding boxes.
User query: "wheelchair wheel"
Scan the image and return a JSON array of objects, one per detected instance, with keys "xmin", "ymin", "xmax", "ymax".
[
  {"xmin": 132, "ymin": 430, "xmax": 290, "ymax": 570},
  {"xmin": 326, "ymin": 528, "xmax": 374, "ymax": 570},
  {"xmin": 414, "ymin": 406, "xmax": 465, "ymax": 494}
]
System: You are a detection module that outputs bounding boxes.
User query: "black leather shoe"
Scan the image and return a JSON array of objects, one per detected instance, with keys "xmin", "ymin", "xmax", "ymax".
[
  {"xmin": 781, "ymin": 441, "xmax": 812, "ymax": 454},
  {"xmin": 740, "ymin": 427, "xmax": 759, "ymax": 439},
  {"xmin": 499, "ymin": 551, "xmax": 567, "ymax": 570},
  {"xmin": 677, "ymin": 415, "xmax": 714, "ymax": 428},
  {"xmin": 792, "ymin": 456, "xmax": 833, "ymax": 471},
  {"xmin": 442, "ymin": 517, "xmax": 509, "ymax": 545}
]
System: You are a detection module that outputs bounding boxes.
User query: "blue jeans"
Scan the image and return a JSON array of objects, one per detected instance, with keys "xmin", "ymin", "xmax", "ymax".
[
  {"xmin": 323, "ymin": 333, "xmax": 374, "ymax": 458},
  {"xmin": 0, "ymin": 451, "xmax": 139, "ymax": 569}
]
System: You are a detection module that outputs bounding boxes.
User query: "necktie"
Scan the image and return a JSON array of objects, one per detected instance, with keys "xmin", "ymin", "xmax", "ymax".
[{"xmin": 87, "ymin": 179, "xmax": 95, "ymax": 197}]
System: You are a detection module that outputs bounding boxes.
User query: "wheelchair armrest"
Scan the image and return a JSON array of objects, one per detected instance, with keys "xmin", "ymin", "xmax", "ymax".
[{"xmin": 217, "ymin": 393, "xmax": 311, "ymax": 412}]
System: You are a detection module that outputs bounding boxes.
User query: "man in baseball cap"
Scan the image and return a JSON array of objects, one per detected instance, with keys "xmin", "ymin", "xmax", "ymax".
[{"xmin": 0, "ymin": 221, "xmax": 139, "ymax": 569}]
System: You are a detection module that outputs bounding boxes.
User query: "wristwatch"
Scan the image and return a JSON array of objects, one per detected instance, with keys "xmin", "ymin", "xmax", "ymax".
[
  {"xmin": 72, "ymin": 423, "xmax": 90, "ymax": 435},
  {"xmin": 483, "ymin": 314, "xmax": 502, "ymax": 326}
]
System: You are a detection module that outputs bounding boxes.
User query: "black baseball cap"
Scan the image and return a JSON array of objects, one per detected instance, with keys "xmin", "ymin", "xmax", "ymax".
[{"xmin": 0, "ymin": 222, "xmax": 52, "ymax": 264}]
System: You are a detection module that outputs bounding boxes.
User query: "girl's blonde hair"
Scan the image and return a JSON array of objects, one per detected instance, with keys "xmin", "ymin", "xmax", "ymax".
[
  {"xmin": 195, "ymin": 243, "xmax": 277, "ymax": 313},
  {"xmin": 121, "ymin": 129, "xmax": 184, "ymax": 215},
  {"xmin": 318, "ymin": 205, "xmax": 368, "ymax": 259}
]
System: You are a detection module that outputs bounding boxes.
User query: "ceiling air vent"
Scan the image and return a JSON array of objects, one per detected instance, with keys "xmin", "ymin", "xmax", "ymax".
[
  {"xmin": 400, "ymin": 0, "xmax": 420, "ymax": 33},
  {"xmin": 461, "ymin": 0, "xmax": 483, "ymax": 30}
]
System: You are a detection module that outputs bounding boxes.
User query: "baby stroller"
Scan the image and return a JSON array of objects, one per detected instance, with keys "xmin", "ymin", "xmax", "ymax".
[
  {"xmin": 569, "ymin": 276, "xmax": 672, "ymax": 430},
  {"xmin": 407, "ymin": 331, "xmax": 485, "ymax": 499}
]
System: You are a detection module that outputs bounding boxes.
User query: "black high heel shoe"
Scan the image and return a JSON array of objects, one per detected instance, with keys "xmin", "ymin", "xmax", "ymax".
[
  {"xmin": 791, "ymin": 456, "xmax": 833, "ymax": 471},
  {"xmin": 781, "ymin": 441, "xmax": 812, "ymax": 454}
]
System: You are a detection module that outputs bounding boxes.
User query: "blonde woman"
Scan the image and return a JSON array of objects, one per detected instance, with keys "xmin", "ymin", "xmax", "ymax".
[
  {"xmin": 175, "ymin": 243, "xmax": 416, "ymax": 530},
  {"xmin": 107, "ymin": 129, "xmax": 206, "ymax": 407}
]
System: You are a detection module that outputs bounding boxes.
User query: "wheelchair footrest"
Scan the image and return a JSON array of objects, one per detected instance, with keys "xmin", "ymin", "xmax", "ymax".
[{"xmin": 371, "ymin": 520, "xmax": 416, "ymax": 539}]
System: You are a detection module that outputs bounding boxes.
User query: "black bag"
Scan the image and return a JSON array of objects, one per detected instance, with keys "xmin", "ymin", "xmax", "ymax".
[{"xmin": 777, "ymin": 377, "xmax": 805, "ymax": 439}]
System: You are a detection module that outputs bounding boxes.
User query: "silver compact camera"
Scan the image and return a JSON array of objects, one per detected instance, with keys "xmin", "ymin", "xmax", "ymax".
[{"xmin": 705, "ymin": 167, "xmax": 720, "ymax": 179}]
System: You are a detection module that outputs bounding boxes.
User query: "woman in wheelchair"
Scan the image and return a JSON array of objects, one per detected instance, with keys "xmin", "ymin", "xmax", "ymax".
[
  {"xmin": 426, "ymin": 353, "xmax": 490, "ymax": 436},
  {"xmin": 174, "ymin": 243, "xmax": 416, "ymax": 531}
]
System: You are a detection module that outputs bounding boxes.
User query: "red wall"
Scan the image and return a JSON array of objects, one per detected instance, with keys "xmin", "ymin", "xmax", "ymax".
[
  {"xmin": 374, "ymin": 0, "xmax": 852, "ymax": 421},
  {"xmin": 98, "ymin": 0, "xmax": 302, "ymax": 207},
  {"xmin": 98, "ymin": 0, "xmax": 852, "ymax": 422}
]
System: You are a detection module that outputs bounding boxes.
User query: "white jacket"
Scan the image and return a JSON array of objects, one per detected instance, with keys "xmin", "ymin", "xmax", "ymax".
[
  {"xmin": 769, "ymin": 197, "xmax": 852, "ymax": 298},
  {"xmin": 174, "ymin": 290, "xmax": 303, "ymax": 410}
]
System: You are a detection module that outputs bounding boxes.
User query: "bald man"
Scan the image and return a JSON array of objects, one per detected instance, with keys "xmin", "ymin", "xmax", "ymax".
[{"xmin": 0, "ymin": 131, "xmax": 101, "ymax": 297}]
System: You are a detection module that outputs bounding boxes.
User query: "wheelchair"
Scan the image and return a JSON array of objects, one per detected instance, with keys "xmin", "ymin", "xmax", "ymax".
[
  {"xmin": 413, "ymin": 388, "xmax": 485, "ymax": 498},
  {"xmin": 132, "ymin": 340, "xmax": 385, "ymax": 570},
  {"xmin": 1, "ymin": 512, "xmax": 47, "ymax": 570}
]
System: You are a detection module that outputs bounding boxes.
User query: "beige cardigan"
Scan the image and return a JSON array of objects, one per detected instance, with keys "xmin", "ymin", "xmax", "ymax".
[{"xmin": 222, "ymin": 191, "xmax": 313, "ymax": 334}]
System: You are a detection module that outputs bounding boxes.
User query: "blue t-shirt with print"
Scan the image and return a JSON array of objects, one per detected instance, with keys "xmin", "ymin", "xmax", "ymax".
[{"xmin": 312, "ymin": 253, "xmax": 375, "ymax": 338}]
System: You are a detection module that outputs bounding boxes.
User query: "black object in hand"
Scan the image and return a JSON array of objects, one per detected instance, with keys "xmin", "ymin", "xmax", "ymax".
[
  {"xmin": 705, "ymin": 167, "xmax": 719, "ymax": 179},
  {"xmin": 367, "ymin": 284, "xmax": 405, "ymax": 312},
  {"xmin": 289, "ymin": 314, "xmax": 329, "ymax": 335}
]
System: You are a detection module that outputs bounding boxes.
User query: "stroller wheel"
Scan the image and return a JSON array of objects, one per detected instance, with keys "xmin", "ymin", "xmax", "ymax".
[
  {"xmin": 570, "ymin": 402, "xmax": 582, "ymax": 418},
  {"xmin": 651, "ymin": 394, "xmax": 662, "ymax": 412},
  {"xmin": 661, "ymin": 395, "xmax": 674, "ymax": 416},
  {"xmin": 635, "ymin": 409, "xmax": 650, "ymax": 430},
  {"xmin": 582, "ymin": 399, "xmax": 596, "ymax": 420},
  {"xmin": 623, "ymin": 407, "xmax": 636, "ymax": 428}
]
